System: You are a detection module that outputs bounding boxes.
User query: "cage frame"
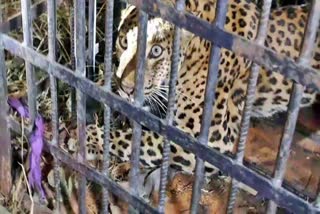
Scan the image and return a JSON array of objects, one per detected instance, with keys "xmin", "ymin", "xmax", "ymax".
[{"xmin": 0, "ymin": 0, "xmax": 320, "ymax": 213}]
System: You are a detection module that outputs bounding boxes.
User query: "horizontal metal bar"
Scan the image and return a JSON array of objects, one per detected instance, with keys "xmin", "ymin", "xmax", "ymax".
[
  {"xmin": 127, "ymin": 0, "xmax": 320, "ymax": 93},
  {"xmin": 1, "ymin": 34, "xmax": 318, "ymax": 213},
  {"xmin": 49, "ymin": 145, "xmax": 159, "ymax": 214}
]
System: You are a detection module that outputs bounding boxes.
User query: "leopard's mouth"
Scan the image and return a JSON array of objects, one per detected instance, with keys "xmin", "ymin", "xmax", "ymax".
[
  {"xmin": 116, "ymin": 88, "xmax": 167, "ymax": 119},
  {"xmin": 117, "ymin": 89, "xmax": 134, "ymax": 102},
  {"xmin": 115, "ymin": 82, "xmax": 154, "ymax": 101}
]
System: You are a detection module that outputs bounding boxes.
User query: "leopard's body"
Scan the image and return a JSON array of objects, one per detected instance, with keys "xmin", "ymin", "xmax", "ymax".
[{"xmin": 71, "ymin": 0, "xmax": 320, "ymax": 177}]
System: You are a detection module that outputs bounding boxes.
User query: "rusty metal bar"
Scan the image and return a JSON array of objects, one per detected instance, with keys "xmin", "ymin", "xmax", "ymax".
[
  {"xmin": 1, "ymin": 31, "xmax": 319, "ymax": 214},
  {"xmin": 102, "ymin": 0, "xmax": 114, "ymax": 212},
  {"xmin": 0, "ymin": 7, "xmax": 12, "ymax": 196},
  {"xmin": 74, "ymin": 0, "xmax": 87, "ymax": 213},
  {"xmin": 267, "ymin": 1, "xmax": 320, "ymax": 213},
  {"xmin": 226, "ymin": 1, "xmax": 273, "ymax": 212},
  {"xmin": 47, "ymin": 0, "xmax": 61, "ymax": 210},
  {"xmin": 21, "ymin": 0, "xmax": 36, "ymax": 124},
  {"xmin": 190, "ymin": 1, "xmax": 229, "ymax": 213},
  {"xmin": 47, "ymin": 143, "xmax": 160, "ymax": 214},
  {"xmin": 127, "ymin": 0, "xmax": 320, "ymax": 93},
  {"xmin": 48, "ymin": 143, "xmax": 160, "ymax": 214},
  {"xmin": 128, "ymin": 9, "xmax": 148, "ymax": 208},
  {"xmin": 1, "ymin": 0, "xmax": 318, "ymax": 213},
  {"xmin": 157, "ymin": 0, "xmax": 185, "ymax": 212}
]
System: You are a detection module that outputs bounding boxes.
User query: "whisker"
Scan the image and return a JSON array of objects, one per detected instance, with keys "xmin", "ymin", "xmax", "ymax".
[
  {"xmin": 151, "ymin": 94, "xmax": 167, "ymax": 113},
  {"xmin": 154, "ymin": 90, "xmax": 168, "ymax": 102},
  {"xmin": 149, "ymin": 94, "xmax": 162, "ymax": 116}
]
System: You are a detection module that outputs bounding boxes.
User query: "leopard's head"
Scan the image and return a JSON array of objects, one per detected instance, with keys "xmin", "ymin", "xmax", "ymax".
[{"xmin": 116, "ymin": 17, "xmax": 174, "ymax": 104}]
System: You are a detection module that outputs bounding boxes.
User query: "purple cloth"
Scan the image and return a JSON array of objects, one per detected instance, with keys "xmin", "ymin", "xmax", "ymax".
[
  {"xmin": 7, "ymin": 98, "xmax": 29, "ymax": 118},
  {"xmin": 28, "ymin": 115, "xmax": 46, "ymax": 200},
  {"xmin": 8, "ymin": 97, "xmax": 46, "ymax": 200}
]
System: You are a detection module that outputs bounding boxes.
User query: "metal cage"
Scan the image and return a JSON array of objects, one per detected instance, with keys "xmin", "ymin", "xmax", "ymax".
[{"xmin": 0, "ymin": 0, "xmax": 320, "ymax": 213}]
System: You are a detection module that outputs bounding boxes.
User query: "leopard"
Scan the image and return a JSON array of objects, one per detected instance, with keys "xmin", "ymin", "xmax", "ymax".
[{"xmin": 68, "ymin": 0, "xmax": 320, "ymax": 194}]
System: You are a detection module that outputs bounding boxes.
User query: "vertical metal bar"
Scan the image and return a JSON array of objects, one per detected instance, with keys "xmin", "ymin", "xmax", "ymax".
[
  {"xmin": 47, "ymin": 0, "xmax": 61, "ymax": 211},
  {"xmin": 88, "ymin": 0, "xmax": 97, "ymax": 81},
  {"xmin": 21, "ymin": 0, "xmax": 37, "ymax": 124},
  {"xmin": 267, "ymin": 1, "xmax": 320, "ymax": 213},
  {"xmin": 0, "ymin": 7, "xmax": 12, "ymax": 196},
  {"xmin": 102, "ymin": 0, "xmax": 114, "ymax": 212},
  {"xmin": 226, "ymin": 1, "xmax": 272, "ymax": 212},
  {"xmin": 190, "ymin": 1, "xmax": 229, "ymax": 213},
  {"xmin": 75, "ymin": 0, "xmax": 87, "ymax": 213},
  {"xmin": 128, "ymin": 9, "xmax": 148, "ymax": 212},
  {"xmin": 0, "ymin": 51, "xmax": 12, "ymax": 197},
  {"xmin": 267, "ymin": 88, "xmax": 304, "ymax": 214},
  {"xmin": 157, "ymin": 0, "xmax": 185, "ymax": 212},
  {"xmin": 70, "ymin": 2, "xmax": 77, "ymax": 122}
]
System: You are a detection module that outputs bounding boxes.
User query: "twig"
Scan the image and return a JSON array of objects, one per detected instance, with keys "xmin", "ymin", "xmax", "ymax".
[{"xmin": 18, "ymin": 163, "xmax": 34, "ymax": 214}]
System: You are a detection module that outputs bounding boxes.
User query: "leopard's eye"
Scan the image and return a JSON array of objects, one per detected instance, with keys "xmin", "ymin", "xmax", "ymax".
[
  {"xmin": 149, "ymin": 44, "xmax": 163, "ymax": 58},
  {"xmin": 119, "ymin": 36, "xmax": 128, "ymax": 49}
]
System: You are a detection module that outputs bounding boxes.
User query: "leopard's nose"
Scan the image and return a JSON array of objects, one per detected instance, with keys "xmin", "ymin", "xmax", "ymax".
[{"xmin": 121, "ymin": 79, "xmax": 134, "ymax": 94}]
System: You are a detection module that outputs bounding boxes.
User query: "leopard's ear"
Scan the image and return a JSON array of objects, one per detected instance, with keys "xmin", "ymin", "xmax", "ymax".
[{"xmin": 118, "ymin": 5, "xmax": 138, "ymax": 31}]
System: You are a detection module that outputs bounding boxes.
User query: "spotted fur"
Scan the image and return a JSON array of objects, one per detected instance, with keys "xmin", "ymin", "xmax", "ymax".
[{"xmin": 71, "ymin": 1, "xmax": 319, "ymax": 178}]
